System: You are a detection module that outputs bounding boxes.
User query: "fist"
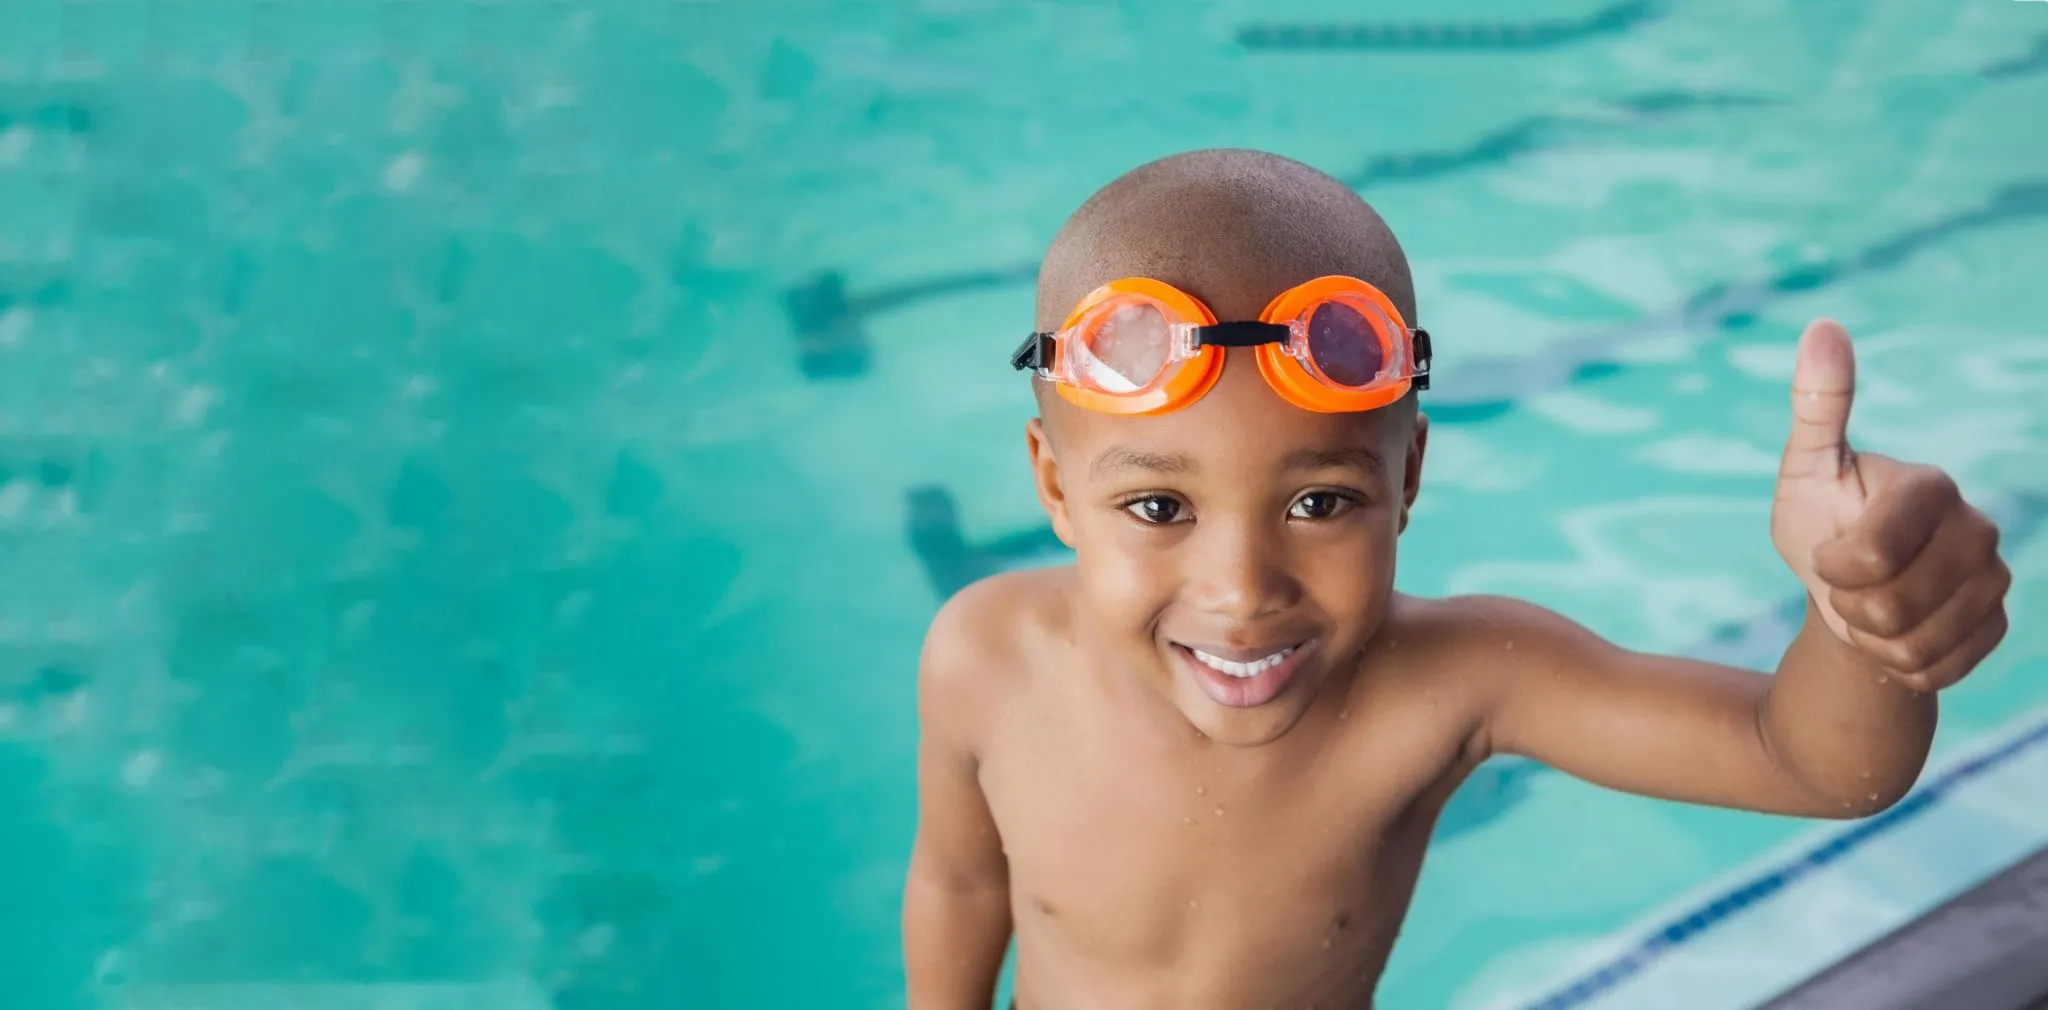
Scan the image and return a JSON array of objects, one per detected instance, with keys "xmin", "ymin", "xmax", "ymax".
[{"xmin": 1770, "ymin": 319, "xmax": 2012, "ymax": 691}]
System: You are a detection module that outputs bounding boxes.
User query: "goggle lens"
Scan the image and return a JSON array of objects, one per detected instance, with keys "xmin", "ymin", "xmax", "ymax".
[
  {"xmin": 1077, "ymin": 300, "xmax": 1173, "ymax": 393},
  {"xmin": 1305, "ymin": 299, "xmax": 1388, "ymax": 388}
]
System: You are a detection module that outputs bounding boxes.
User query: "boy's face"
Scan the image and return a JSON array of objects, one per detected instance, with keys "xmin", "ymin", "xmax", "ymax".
[{"xmin": 1026, "ymin": 345, "xmax": 1427, "ymax": 747}]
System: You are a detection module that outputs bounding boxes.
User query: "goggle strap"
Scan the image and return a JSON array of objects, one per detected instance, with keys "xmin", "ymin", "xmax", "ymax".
[
  {"xmin": 1011, "ymin": 331, "xmax": 1056, "ymax": 372},
  {"xmin": 1193, "ymin": 320, "xmax": 1290, "ymax": 348},
  {"xmin": 1011, "ymin": 325, "xmax": 1436, "ymax": 391}
]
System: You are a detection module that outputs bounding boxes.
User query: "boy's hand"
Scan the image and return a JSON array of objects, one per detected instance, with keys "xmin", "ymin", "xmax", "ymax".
[{"xmin": 1771, "ymin": 319, "xmax": 2011, "ymax": 692}]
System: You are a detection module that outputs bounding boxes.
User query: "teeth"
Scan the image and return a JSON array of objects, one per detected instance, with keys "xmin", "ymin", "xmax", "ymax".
[{"xmin": 1188, "ymin": 645, "xmax": 1296, "ymax": 679}]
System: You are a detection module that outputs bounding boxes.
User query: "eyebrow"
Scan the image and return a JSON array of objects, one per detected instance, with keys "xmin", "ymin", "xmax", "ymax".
[
  {"xmin": 1088, "ymin": 445, "xmax": 1383, "ymax": 479},
  {"xmin": 1281, "ymin": 447, "xmax": 1384, "ymax": 475},
  {"xmin": 1091, "ymin": 446, "xmax": 1196, "ymax": 479}
]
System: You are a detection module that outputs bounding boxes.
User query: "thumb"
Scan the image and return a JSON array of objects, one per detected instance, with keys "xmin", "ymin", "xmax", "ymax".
[{"xmin": 1780, "ymin": 318, "xmax": 1858, "ymax": 483}]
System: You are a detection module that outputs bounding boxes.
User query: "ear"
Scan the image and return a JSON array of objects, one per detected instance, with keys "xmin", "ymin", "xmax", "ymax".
[
  {"xmin": 1398, "ymin": 410, "xmax": 1428, "ymax": 535},
  {"xmin": 1026, "ymin": 417, "xmax": 1078, "ymax": 548}
]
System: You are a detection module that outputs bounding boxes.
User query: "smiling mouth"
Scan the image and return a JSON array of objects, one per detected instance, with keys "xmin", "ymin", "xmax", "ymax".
[
  {"xmin": 1170, "ymin": 638, "xmax": 1317, "ymax": 709},
  {"xmin": 1184, "ymin": 643, "xmax": 1301, "ymax": 679}
]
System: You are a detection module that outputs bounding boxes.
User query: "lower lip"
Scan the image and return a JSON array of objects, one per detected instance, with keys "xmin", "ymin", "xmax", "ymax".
[{"xmin": 1173, "ymin": 640, "xmax": 1315, "ymax": 709}]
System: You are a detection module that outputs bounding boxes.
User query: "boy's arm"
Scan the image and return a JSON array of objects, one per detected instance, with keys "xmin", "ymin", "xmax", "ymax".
[
  {"xmin": 1471, "ymin": 596, "xmax": 1952, "ymax": 816},
  {"xmin": 1476, "ymin": 321, "xmax": 2011, "ymax": 816},
  {"xmin": 903, "ymin": 593, "xmax": 1013, "ymax": 1009}
]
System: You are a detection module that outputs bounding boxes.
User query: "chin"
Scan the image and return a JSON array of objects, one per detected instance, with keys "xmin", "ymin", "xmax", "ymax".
[{"xmin": 1184, "ymin": 701, "xmax": 1317, "ymax": 746}]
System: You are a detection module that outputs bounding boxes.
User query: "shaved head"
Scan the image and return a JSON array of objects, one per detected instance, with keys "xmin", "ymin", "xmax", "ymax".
[
  {"xmin": 1031, "ymin": 148, "xmax": 1417, "ymax": 418},
  {"xmin": 1037, "ymin": 149, "xmax": 1413, "ymax": 327}
]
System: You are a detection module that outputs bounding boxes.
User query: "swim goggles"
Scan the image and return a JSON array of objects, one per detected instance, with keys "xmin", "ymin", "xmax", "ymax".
[{"xmin": 1009, "ymin": 275, "xmax": 1431, "ymax": 416}]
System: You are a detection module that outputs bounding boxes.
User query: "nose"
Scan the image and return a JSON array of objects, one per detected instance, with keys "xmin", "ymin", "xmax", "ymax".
[{"xmin": 1183, "ymin": 519, "xmax": 1301, "ymax": 623}]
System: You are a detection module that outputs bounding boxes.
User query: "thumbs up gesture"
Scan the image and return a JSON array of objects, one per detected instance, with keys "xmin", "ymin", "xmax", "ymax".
[{"xmin": 1772, "ymin": 320, "xmax": 2012, "ymax": 692}]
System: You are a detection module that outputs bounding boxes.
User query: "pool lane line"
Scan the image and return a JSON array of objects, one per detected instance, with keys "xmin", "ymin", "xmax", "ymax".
[
  {"xmin": 787, "ymin": 175, "xmax": 2048, "ymax": 404},
  {"xmin": 1982, "ymin": 33, "xmax": 2048, "ymax": 79},
  {"xmin": 1235, "ymin": 1, "xmax": 1660, "ymax": 53},
  {"xmin": 1430, "ymin": 177, "xmax": 2048, "ymax": 423}
]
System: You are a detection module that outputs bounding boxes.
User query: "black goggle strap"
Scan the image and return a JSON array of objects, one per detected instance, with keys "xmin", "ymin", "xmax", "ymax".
[
  {"xmin": 1010, "ymin": 331, "xmax": 1056, "ymax": 372},
  {"xmin": 1192, "ymin": 320, "xmax": 1290, "ymax": 348},
  {"xmin": 1012, "ymin": 324, "xmax": 1434, "ymax": 392}
]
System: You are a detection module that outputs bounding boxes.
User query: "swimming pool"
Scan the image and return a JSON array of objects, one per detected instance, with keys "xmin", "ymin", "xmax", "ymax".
[{"xmin": 1, "ymin": 1, "xmax": 2045, "ymax": 1007}]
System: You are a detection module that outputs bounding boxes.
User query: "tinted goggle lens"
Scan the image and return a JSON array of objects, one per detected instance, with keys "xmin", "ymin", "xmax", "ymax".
[{"xmin": 1305, "ymin": 299, "xmax": 1394, "ymax": 388}]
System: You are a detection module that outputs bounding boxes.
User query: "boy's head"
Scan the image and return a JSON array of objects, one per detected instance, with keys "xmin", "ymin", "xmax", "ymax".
[{"xmin": 1023, "ymin": 149, "xmax": 1428, "ymax": 747}]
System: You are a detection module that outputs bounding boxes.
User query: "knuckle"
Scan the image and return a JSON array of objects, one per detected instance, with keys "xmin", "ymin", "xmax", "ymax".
[
  {"xmin": 1968, "ymin": 517, "xmax": 2002, "ymax": 564},
  {"xmin": 1856, "ymin": 594, "xmax": 1911, "ymax": 638},
  {"xmin": 1914, "ymin": 466, "xmax": 1960, "ymax": 504},
  {"xmin": 1987, "ymin": 606, "xmax": 2011, "ymax": 645},
  {"xmin": 1852, "ymin": 541, "xmax": 1896, "ymax": 579},
  {"xmin": 1896, "ymin": 671, "xmax": 1937, "ymax": 694},
  {"xmin": 1881, "ymin": 637, "xmax": 1940, "ymax": 673}
]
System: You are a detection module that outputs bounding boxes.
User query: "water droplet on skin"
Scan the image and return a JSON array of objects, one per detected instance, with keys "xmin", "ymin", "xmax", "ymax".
[
  {"xmin": 1213, "ymin": 805, "xmax": 1225, "ymax": 817},
  {"xmin": 1867, "ymin": 792, "xmax": 1879, "ymax": 801},
  {"xmin": 1506, "ymin": 640, "xmax": 1515, "ymax": 651},
  {"xmin": 1183, "ymin": 817, "xmax": 1196, "ymax": 825},
  {"xmin": 1860, "ymin": 770, "xmax": 1872, "ymax": 780},
  {"xmin": 1188, "ymin": 899, "xmax": 1199, "ymax": 909},
  {"xmin": 1877, "ymin": 675, "xmax": 1890, "ymax": 685},
  {"xmin": 1338, "ymin": 709, "xmax": 1349, "ymax": 720},
  {"xmin": 1196, "ymin": 786, "xmax": 1207, "ymax": 796},
  {"xmin": 1322, "ymin": 937, "xmax": 1332, "ymax": 950}
]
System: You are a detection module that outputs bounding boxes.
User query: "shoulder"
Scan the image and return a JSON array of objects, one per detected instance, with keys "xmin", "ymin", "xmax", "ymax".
[
  {"xmin": 917, "ymin": 566, "xmax": 1074, "ymax": 744},
  {"xmin": 1378, "ymin": 592, "xmax": 1623, "ymax": 683},
  {"xmin": 1376, "ymin": 593, "xmax": 1627, "ymax": 757},
  {"xmin": 1389, "ymin": 593, "xmax": 1602, "ymax": 646}
]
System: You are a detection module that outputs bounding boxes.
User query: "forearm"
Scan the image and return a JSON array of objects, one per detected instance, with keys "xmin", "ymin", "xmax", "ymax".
[
  {"xmin": 1760, "ymin": 598, "xmax": 1937, "ymax": 815},
  {"xmin": 903, "ymin": 871, "xmax": 1012, "ymax": 1010}
]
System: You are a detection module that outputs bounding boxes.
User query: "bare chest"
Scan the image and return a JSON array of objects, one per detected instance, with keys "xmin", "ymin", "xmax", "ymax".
[{"xmin": 979, "ymin": 714, "xmax": 1457, "ymax": 977}]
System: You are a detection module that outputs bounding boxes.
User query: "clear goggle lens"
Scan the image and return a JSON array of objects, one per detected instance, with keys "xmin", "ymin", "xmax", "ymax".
[{"xmin": 1073, "ymin": 300, "xmax": 1175, "ymax": 393}]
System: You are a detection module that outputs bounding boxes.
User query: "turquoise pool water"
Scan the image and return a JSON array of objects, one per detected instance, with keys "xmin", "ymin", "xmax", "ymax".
[{"xmin": 2, "ymin": 1, "xmax": 2046, "ymax": 1008}]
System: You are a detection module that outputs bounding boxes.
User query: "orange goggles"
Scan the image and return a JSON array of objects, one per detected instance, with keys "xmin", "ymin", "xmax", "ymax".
[{"xmin": 1010, "ymin": 275, "xmax": 1431, "ymax": 416}]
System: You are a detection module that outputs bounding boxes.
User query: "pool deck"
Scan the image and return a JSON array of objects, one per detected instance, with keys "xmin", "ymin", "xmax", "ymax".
[{"xmin": 1759, "ymin": 844, "xmax": 2048, "ymax": 1010}]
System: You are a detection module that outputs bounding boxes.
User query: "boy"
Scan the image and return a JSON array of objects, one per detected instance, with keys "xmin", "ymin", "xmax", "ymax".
[{"xmin": 901, "ymin": 150, "xmax": 2011, "ymax": 1009}]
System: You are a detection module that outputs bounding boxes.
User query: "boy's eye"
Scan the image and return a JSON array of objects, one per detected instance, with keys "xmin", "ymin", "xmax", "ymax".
[
  {"xmin": 1124, "ymin": 497, "xmax": 1185, "ymax": 524},
  {"xmin": 1289, "ymin": 491, "xmax": 1353, "ymax": 520}
]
